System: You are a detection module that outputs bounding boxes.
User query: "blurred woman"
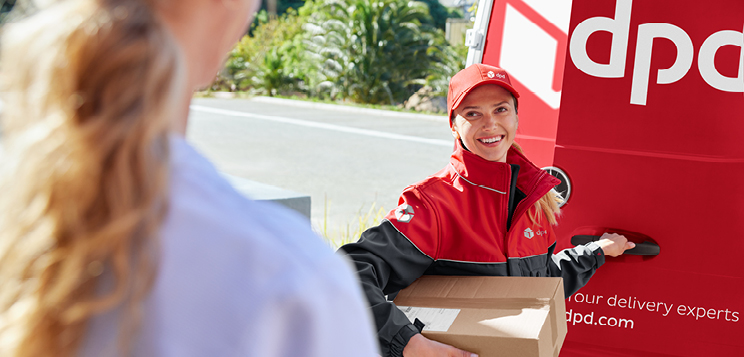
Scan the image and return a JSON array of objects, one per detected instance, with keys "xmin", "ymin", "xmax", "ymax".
[{"xmin": 0, "ymin": 0, "xmax": 378, "ymax": 356}]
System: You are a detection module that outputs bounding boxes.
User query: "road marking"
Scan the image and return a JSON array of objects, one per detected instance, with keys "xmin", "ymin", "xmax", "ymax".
[
  {"xmin": 250, "ymin": 96, "xmax": 448, "ymax": 122},
  {"xmin": 190, "ymin": 105, "xmax": 453, "ymax": 147}
]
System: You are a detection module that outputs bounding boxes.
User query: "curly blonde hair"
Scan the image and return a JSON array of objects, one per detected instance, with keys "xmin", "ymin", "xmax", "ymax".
[{"xmin": 0, "ymin": 0, "xmax": 184, "ymax": 355}]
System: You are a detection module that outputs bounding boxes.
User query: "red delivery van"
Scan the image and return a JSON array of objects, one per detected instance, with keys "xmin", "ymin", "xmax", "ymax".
[{"xmin": 465, "ymin": 0, "xmax": 744, "ymax": 355}]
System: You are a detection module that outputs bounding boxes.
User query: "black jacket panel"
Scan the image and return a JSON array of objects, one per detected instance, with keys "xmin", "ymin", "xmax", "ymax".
[
  {"xmin": 339, "ymin": 220, "xmax": 433, "ymax": 357},
  {"xmin": 549, "ymin": 241, "xmax": 606, "ymax": 297}
]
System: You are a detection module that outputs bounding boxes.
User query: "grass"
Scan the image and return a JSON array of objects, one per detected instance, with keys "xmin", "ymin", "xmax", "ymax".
[{"xmin": 315, "ymin": 195, "xmax": 387, "ymax": 250}]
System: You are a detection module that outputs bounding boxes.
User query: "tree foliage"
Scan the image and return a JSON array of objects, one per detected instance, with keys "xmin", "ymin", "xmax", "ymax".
[
  {"xmin": 1, "ymin": 0, "xmax": 19, "ymax": 24},
  {"xmin": 303, "ymin": 0, "xmax": 459, "ymax": 104},
  {"xmin": 214, "ymin": 0, "xmax": 464, "ymax": 106},
  {"xmin": 215, "ymin": 9, "xmax": 307, "ymax": 94},
  {"xmin": 417, "ymin": 0, "xmax": 464, "ymax": 30}
]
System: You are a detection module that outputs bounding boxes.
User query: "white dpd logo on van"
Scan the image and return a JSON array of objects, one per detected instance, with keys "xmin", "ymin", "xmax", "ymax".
[{"xmin": 569, "ymin": 0, "xmax": 744, "ymax": 105}]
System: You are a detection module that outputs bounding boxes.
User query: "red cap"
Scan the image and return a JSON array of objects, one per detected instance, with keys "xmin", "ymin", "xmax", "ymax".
[{"xmin": 447, "ymin": 63, "xmax": 520, "ymax": 127}]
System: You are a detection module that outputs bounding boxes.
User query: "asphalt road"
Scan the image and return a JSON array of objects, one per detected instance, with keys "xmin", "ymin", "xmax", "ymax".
[{"xmin": 187, "ymin": 96, "xmax": 455, "ymax": 244}]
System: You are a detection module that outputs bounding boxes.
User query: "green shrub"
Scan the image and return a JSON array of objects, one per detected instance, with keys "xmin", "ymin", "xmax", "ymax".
[
  {"xmin": 303, "ymin": 0, "xmax": 459, "ymax": 104},
  {"xmin": 214, "ymin": 0, "xmax": 463, "ymax": 105},
  {"xmin": 213, "ymin": 9, "xmax": 309, "ymax": 94}
]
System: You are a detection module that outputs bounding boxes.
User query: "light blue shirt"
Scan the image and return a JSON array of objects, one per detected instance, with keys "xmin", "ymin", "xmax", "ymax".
[{"xmin": 82, "ymin": 136, "xmax": 378, "ymax": 356}]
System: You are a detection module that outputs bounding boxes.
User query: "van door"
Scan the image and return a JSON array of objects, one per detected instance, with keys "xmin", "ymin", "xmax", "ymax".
[
  {"xmin": 556, "ymin": 0, "xmax": 743, "ymax": 355},
  {"xmin": 471, "ymin": 0, "xmax": 744, "ymax": 355}
]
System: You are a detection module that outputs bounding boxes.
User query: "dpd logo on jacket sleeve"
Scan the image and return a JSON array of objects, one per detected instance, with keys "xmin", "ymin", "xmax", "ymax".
[{"xmin": 395, "ymin": 204, "xmax": 415, "ymax": 223}]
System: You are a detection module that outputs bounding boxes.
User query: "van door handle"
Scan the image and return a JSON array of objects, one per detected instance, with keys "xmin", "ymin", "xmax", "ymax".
[{"xmin": 571, "ymin": 235, "xmax": 660, "ymax": 256}]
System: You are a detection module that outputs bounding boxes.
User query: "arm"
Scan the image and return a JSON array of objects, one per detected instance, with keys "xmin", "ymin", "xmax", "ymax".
[
  {"xmin": 548, "ymin": 232, "xmax": 634, "ymax": 297},
  {"xmin": 548, "ymin": 240, "xmax": 606, "ymax": 297},
  {"xmin": 339, "ymin": 220, "xmax": 434, "ymax": 357}
]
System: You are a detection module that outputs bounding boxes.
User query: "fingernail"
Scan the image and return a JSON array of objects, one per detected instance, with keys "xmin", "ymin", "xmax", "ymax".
[{"xmin": 471, "ymin": 354, "xmax": 479, "ymax": 357}]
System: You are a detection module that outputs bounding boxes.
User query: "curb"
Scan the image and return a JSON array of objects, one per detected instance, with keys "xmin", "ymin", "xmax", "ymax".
[
  {"xmin": 223, "ymin": 173, "xmax": 311, "ymax": 221},
  {"xmin": 249, "ymin": 96, "xmax": 449, "ymax": 122}
]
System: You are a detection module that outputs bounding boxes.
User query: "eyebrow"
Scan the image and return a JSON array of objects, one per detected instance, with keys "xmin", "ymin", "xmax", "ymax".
[{"xmin": 460, "ymin": 101, "xmax": 510, "ymax": 110}]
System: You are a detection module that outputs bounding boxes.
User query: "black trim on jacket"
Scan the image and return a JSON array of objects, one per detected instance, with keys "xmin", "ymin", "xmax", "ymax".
[{"xmin": 339, "ymin": 220, "xmax": 605, "ymax": 357}]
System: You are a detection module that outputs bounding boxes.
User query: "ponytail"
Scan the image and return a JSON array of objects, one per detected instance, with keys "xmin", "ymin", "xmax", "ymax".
[
  {"xmin": 510, "ymin": 142, "xmax": 562, "ymax": 226},
  {"xmin": 0, "ymin": 0, "xmax": 184, "ymax": 355}
]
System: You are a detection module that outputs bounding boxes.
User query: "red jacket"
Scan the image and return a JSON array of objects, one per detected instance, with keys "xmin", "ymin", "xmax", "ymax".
[
  {"xmin": 340, "ymin": 141, "xmax": 605, "ymax": 357},
  {"xmin": 390, "ymin": 141, "xmax": 563, "ymax": 264}
]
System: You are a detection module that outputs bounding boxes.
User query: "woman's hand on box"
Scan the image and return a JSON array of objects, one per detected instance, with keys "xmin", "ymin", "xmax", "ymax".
[{"xmin": 403, "ymin": 333, "xmax": 478, "ymax": 357}]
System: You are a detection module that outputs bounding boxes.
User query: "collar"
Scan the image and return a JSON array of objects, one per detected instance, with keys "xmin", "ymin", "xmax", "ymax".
[{"xmin": 449, "ymin": 140, "xmax": 559, "ymax": 196}]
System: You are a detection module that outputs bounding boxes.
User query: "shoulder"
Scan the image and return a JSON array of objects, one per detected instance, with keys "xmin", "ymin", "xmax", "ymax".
[
  {"xmin": 383, "ymin": 174, "xmax": 453, "ymax": 258},
  {"xmin": 165, "ymin": 136, "xmax": 332, "ymax": 264},
  {"xmin": 158, "ymin": 200, "xmax": 379, "ymax": 355},
  {"xmin": 395, "ymin": 165, "xmax": 456, "ymax": 209},
  {"xmin": 408, "ymin": 164, "xmax": 455, "ymax": 192},
  {"xmin": 148, "ymin": 138, "xmax": 378, "ymax": 355},
  {"xmin": 162, "ymin": 138, "xmax": 351, "ymax": 292}
]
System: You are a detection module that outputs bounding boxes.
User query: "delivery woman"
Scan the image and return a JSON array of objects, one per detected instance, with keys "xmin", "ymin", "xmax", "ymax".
[{"xmin": 340, "ymin": 63, "xmax": 634, "ymax": 357}]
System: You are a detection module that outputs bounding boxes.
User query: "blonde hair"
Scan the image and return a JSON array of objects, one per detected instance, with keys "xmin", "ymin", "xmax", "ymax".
[
  {"xmin": 510, "ymin": 142, "xmax": 562, "ymax": 226},
  {"xmin": 0, "ymin": 0, "xmax": 184, "ymax": 356}
]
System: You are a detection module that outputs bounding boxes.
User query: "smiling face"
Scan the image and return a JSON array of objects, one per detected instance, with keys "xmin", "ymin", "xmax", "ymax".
[{"xmin": 451, "ymin": 84, "xmax": 518, "ymax": 162}]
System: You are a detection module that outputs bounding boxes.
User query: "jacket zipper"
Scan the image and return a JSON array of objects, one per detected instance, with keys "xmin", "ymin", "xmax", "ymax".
[
  {"xmin": 505, "ymin": 169, "xmax": 548, "ymax": 276},
  {"xmin": 503, "ymin": 166, "xmax": 513, "ymax": 275},
  {"xmin": 509, "ymin": 170, "xmax": 549, "ymax": 233}
]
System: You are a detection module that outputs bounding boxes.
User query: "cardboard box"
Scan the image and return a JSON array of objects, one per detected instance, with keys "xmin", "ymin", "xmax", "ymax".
[{"xmin": 394, "ymin": 276, "xmax": 566, "ymax": 357}]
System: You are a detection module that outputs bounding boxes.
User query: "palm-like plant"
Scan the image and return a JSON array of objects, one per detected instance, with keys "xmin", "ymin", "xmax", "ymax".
[
  {"xmin": 251, "ymin": 48, "xmax": 294, "ymax": 96},
  {"xmin": 304, "ymin": 0, "xmax": 458, "ymax": 104},
  {"xmin": 218, "ymin": 9, "xmax": 308, "ymax": 93}
]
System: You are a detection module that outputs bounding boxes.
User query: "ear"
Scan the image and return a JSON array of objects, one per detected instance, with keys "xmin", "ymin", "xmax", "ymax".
[{"xmin": 451, "ymin": 114, "xmax": 461, "ymax": 139}]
